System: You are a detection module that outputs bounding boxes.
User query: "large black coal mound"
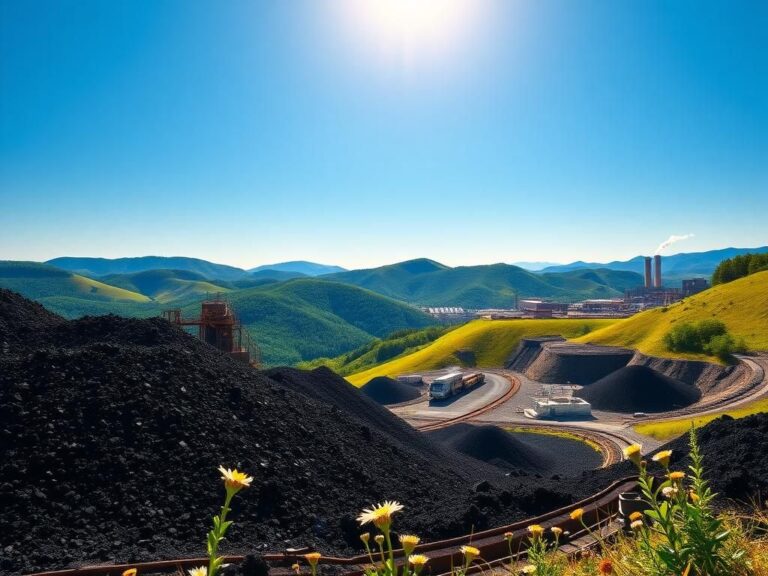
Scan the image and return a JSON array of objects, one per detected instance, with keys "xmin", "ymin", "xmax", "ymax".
[
  {"xmin": 0, "ymin": 288, "xmax": 63, "ymax": 353},
  {"xmin": 576, "ymin": 365, "xmax": 701, "ymax": 413},
  {"xmin": 0, "ymin": 290, "xmax": 584, "ymax": 575},
  {"xmin": 655, "ymin": 413, "xmax": 768, "ymax": 503},
  {"xmin": 360, "ymin": 376, "xmax": 421, "ymax": 405},
  {"xmin": 428, "ymin": 424, "xmax": 554, "ymax": 474}
]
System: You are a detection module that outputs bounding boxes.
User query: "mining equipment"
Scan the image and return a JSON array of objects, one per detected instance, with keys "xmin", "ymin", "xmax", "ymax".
[
  {"xmin": 428, "ymin": 371, "xmax": 485, "ymax": 400},
  {"xmin": 162, "ymin": 297, "xmax": 260, "ymax": 366}
]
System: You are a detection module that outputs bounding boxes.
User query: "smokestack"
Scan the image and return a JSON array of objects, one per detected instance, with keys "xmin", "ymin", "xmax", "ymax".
[
  {"xmin": 654, "ymin": 254, "xmax": 662, "ymax": 288},
  {"xmin": 644, "ymin": 257, "xmax": 652, "ymax": 289}
]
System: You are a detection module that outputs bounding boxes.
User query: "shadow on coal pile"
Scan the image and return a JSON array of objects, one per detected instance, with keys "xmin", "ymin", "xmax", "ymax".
[{"xmin": 427, "ymin": 424, "xmax": 603, "ymax": 477}]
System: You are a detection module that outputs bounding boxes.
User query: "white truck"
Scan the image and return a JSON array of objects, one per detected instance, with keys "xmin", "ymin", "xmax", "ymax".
[{"xmin": 428, "ymin": 371, "xmax": 485, "ymax": 400}]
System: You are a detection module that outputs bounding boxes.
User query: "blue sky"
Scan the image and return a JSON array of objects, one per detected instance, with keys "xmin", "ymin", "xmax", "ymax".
[{"xmin": 1, "ymin": 0, "xmax": 766, "ymax": 269}]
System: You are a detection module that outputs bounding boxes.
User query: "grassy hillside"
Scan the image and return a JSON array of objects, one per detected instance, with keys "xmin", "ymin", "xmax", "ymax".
[
  {"xmin": 0, "ymin": 261, "xmax": 151, "ymax": 303},
  {"xmin": 102, "ymin": 269, "xmax": 230, "ymax": 303},
  {"xmin": 299, "ymin": 325, "xmax": 458, "ymax": 376},
  {"xmin": 347, "ymin": 318, "xmax": 617, "ymax": 386},
  {"xmin": 325, "ymin": 259, "xmax": 642, "ymax": 307},
  {"xmin": 574, "ymin": 270, "xmax": 768, "ymax": 361}
]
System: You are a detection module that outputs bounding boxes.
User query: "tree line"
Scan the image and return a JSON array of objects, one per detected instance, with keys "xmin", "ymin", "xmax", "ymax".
[{"xmin": 712, "ymin": 252, "xmax": 768, "ymax": 285}]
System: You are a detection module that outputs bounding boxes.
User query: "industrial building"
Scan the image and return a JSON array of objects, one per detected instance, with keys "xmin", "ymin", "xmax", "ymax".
[
  {"xmin": 162, "ymin": 298, "xmax": 260, "ymax": 365},
  {"xmin": 519, "ymin": 299, "xmax": 568, "ymax": 318},
  {"xmin": 625, "ymin": 254, "xmax": 682, "ymax": 308},
  {"xmin": 682, "ymin": 278, "xmax": 709, "ymax": 297}
]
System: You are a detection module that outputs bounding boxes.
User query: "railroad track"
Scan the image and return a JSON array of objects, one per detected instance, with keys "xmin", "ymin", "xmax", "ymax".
[
  {"xmin": 28, "ymin": 477, "xmax": 639, "ymax": 576},
  {"xmin": 414, "ymin": 373, "xmax": 520, "ymax": 432}
]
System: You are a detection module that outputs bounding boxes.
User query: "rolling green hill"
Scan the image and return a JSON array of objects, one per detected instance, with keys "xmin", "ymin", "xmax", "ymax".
[
  {"xmin": 196, "ymin": 279, "xmax": 437, "ymax": 365},
  {"xmin": 325, "ymin": 259, "xmax": 643, "ymax": 307},
  {"xmin": 101, "ymin": 269, "xmax": 230, "ymax": 303},
  {"xmin": 0, "ymin": 261, "xmax": 151, "ymax": 303},
  {"xmin": 347, "ymin": 318, "xmax": 618, "ymax": 386},
  {"xmin": 574, "ymin": 270, "xmax": 768, "ymax": 361},
  {"xmin": 1, "ymin": 262, "xmax": 436, "ymax": 365}
]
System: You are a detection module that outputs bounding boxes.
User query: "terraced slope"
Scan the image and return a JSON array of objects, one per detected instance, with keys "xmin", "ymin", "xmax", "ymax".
[
  {"xmin": 575, "ymin": 270, "xmax": 768, "ymax": 361},
  {"xmin": 347, "ymin": 318, "xmax": 617, "ymax": 386}
]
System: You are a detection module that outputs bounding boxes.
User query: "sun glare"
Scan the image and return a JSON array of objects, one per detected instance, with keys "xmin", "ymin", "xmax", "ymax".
[{"xmin": 339, "ymin": 0, "xmax": 484, "ymax": 65}]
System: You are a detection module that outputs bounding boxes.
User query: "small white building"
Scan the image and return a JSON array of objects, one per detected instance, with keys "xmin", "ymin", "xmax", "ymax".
[{"xmin": 524, "ymin": 396, "xmax": 592, "ymax": 419}]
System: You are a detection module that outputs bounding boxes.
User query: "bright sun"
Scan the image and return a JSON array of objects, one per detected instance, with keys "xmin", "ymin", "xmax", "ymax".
[{"xmin": 339, "ymin": 0, "xmax": 483, "ymax": 64}]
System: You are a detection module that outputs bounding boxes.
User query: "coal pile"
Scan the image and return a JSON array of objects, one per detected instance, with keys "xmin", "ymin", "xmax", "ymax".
[
  {"xmin": 0, "ymin": 288, "xmax": 62, "ymax": 353},
  {"xmin": 0, "ymin": 290, "xmax": 586, "ymax": 574},
  {"xmin": 428, "ymin": 424, "xmax": 555, "ymax": 474},
  {"xmin": 360, "ymin": 376, "xmax": 421, "ymax": 405},
  {"xmin": 576, "ymin": 365, "xmax": 701, "ymax": 413},
  {"xmin": 657, "ymin": 413, "xmax": 768, "ymax": 503}
]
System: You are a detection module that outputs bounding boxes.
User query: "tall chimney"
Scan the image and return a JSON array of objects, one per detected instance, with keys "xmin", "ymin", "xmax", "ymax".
[
  {"xmin": 644, "ymin": 257, "xmax": 652, "ymax": 289},
  {"xmin": 654, "ymin": 254, "xmax": 662, "ymax": 288}
]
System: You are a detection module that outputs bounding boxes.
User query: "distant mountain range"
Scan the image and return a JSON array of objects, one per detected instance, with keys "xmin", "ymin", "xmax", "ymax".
[
  {"xmin": 249, "ymin": 260, "xmax": 346, "ymax": 276},
  {"xmin": 511, "ymin": 261, "xmax": 562, "ymax": 271},
  {"xmin": 324, "ymin": 258, "xmax": 643, "ymax": 308},
  {"xmin": 46, "ymin": 256, "xmax": 346, "ymax": 281},
  {"xmin": 539, "ymin": 246, "xmax": 768, "ymax": 280}
]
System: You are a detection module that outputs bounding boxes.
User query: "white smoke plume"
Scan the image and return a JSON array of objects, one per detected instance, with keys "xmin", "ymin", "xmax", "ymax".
[{"xmin": 655, "ymin": 234, "xmax": 695, "ymax": 255}]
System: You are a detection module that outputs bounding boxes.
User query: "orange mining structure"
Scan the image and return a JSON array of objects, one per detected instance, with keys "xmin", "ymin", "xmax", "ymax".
[{"xmin": 162, "ymin": 297, "xmax": 260, "ymax": 366}]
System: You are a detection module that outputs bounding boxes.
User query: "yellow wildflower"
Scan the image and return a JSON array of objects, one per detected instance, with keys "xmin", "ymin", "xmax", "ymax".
[
  {"xmin": 357, "ymin": 501, "xmax": 404, "ymax": 530},
  {"xmin": 400, "ymin": 534, "xmax": 420, "ymax": 555},
  {"xmin": 123, "ymin": 570, "xmax": 137, "ymax": 576},
  {"xmin": 651, "ymin": 450, "xmax": 672, "ymax": 468},
  {"xmin": 188, "ymin": 568, "xmax": 207, "ymax": 576},
  {"xmin": 527, "ymin": 524, "xmax": 544, "ymax": 539},
  {"xmin": 570, "ymin": 508, "xmax": 584, "ymax": 521},
  {"xmin": 504, "ymin": 531, "xmax": 514, "ymax": 541},
  {"xmin": 408, "ymin": 554, "xmax": 429, "ymax": 567},
  {"xmin": 551, "ymin": 526, "xmax": 563, "ymax": 537},
  {"xmin": 522, "ymin": 565, "xmax": 536, "ymax": 574},
  {"xmin": 374, "ymin": 534, "xmax": 385, "ymax": 546},
  {"xmin": 218, "ymin": 466, "xmax": 253, "ymax": 492},
  {"xmin": 359, "ymin": 532, "xmax": 370, "ymax": 545},
  {"xmin": 689, "ymin": 491, "xmax": 700, "ymax": 504},
  {"xmin": 629, "ymin": 511, "xmax": 643, "ymax": 522},
  {"xmin": 305, "ymin": 552, "xmax": 321, "ymax": 568},
  {"xmin": 460, "ymin": 545, "xmax": 480, "ymax": 563},
  {"xmin": 291, "ymin": 564, "xmax": 300, "ymax": 574},
  {"xmin": 623, "ymin": 443, "xmax": 642, "ymax": 466},
  {"xmin": 669, "ymin": 471, "xmax": 686, "ymax": 483},
  {"xmin": 630, "ymin": 520, "xmax": 643, "ymax": 531}
]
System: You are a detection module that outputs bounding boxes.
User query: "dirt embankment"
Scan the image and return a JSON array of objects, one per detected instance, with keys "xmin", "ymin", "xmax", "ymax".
[{"xmin": 628, "ymin": 352, "xmax": 747, "ymax": 395}]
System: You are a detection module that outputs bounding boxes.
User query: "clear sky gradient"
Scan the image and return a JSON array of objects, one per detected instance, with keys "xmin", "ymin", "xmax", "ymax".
[{"xmin": 1, "ymin": 0, "xmax": 766, "ymax": 269}]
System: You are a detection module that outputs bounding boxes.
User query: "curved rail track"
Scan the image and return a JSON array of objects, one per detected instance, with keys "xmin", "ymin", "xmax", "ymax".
[
  {"xmin": 27, "ymin": 477, "xmax": 639, "ymax": 576},
  {"xmin": 413, "ymin": 373, "xmax": 520, "ymax": 433}
]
